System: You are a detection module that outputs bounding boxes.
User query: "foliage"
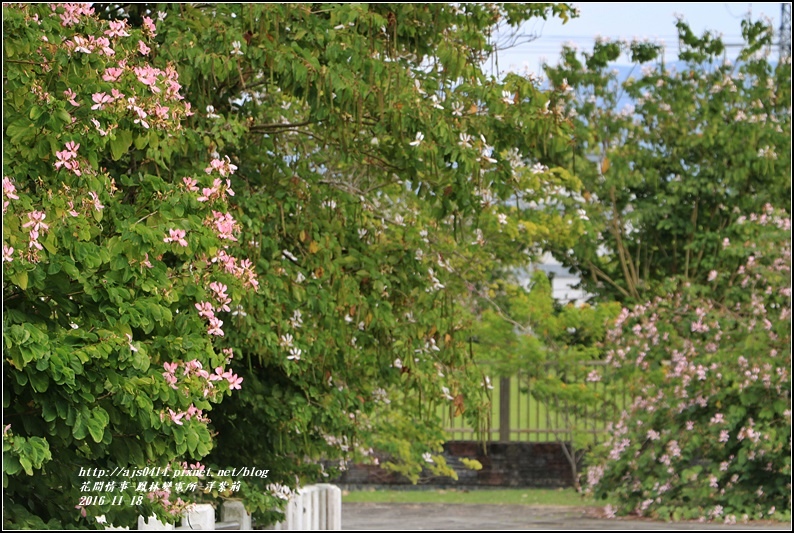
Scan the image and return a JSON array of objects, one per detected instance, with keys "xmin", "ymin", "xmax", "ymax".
[
  {"xmin": 544, "ymin": 17, "xmax": 791, "ymax": 303},
  {"xmin": 3, "ymin": 2, "xmax": 586, "ymax": 528},
  {"xmin": 467, "ymin": 268, "xmax": 620, "ymax": 484},
  {"xmin": 3, "ymin": 3, "xmax": 258, "ymax": 529},
  {"xmin": 585, "ymin": 206, "xmax": 791, "ymax": 522}
]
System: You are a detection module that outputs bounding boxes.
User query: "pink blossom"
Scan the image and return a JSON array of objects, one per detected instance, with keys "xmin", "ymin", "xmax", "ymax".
[
  {"xmin": 104, "ymin": 19, "xmax": 130, "ymax": 38},
  {"xmin": 142, "ymin": 16, "xmax": 157, "ymax": 37},
  {"xmin": 194, "ymin": 301, "xmax": 215, "ymax": 319},
  {"xmin": 211, "ymin": 211, "xmax": 238, "ymax": 241},
  {"xmin": 55, "ymin": 2, "xmax": 94, "ymax": 27},
  {"xmin": 93, "ymin": 36, "xmax": 115, "ymax": 56},
  {"xmin": 132, "ymin": 106, "xmax": 149, "ymax": 129},
  {"xmin": 719, "ymin": 430, "xmax": 730, "ymax": 442},
  {"xmin": 163, "ymin": 229, "xmax": 188, "ymax": 247},
  {"xmin": 3, "ymin": 245, "xmax": 14, "ymax": 263},
  {"xmin": 154, "ymin": 104, "xmax": 169, "ymax": 119},
  {"xmin": 63, "ymin": 88, "xmax": 80, "ymax": 106},
  {"xmin": 133, "ymin": 65, "xmax": 161, "ymax": 92},
  {"xmin": 141, "ymin": 253, "xmax": 153, "ymax": 268},
  {"xmin": 87, "ymin": 191, "xmax": 104, "ymax": 211},
  {"xmin": 103, "ymin": 67, "xmax": 124, "ymax": 82},
  {"xmin": 167, "ymin": 408, "xmax": 184, "ymax": 425},
  {"xmin": 204, "ymin": 156, "xmax": 238, "ymax": 177},
  {"xmin": 707, "ymin": 270, "xmax": 718, "ymax": 282},
  {"xmin": 2, "ymin": 176, "xmax": 18, "ymax": 200},
  {"xmin": 183, "ymin": 177, "xmax": 199, "ymax": 192},
  {"xmin": 207, "ymin": 317, "xmax": 224, "ymax": 336},
  {"xmin": 138, "ymin": 40, "xmax": 151, "ymax": 56},
  {"xmin": 22, "ymin": 211, "xmax": 49, "ymax": 232},
  {"xmin": 226, "ymin": 373, "xmax": 243, "ymax": 390},
  {"xmin": 90, "ymin": 118, "xmax": 109, "ymax": 136},
  {"xmin": 90, "ymin": 92, "xmax": 113, "ymax": 110}
]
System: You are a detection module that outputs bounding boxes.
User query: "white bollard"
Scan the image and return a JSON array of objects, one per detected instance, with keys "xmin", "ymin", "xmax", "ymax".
[
  {"xmin": 138, "ymin": 515, "xmax": 175, "ymax": 530},
  {"xmin": 221, "ymin": 500, "xmax": 252, "ymax": 530},
  {"xmin": 181, "ymin": 503, "xmax": 215, "ymax": 530}
]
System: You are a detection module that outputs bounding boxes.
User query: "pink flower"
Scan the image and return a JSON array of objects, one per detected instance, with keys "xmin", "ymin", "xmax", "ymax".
[
  {"xmin": 104, "ymin": 19, "xmax": 130, "ymax": 38},
  {"xmin": 719, "ymin": 430, "xmax": 730, "ymax": 442},
  {"xmin": 194, "ymin": 301, "xmax": 215, "ymax": 319},
  {"xmin": 708, "ymin": 270, "xmax": 718, "ymax": 282},
  {"xmin": 93, "ymin": 36, "xmax": 115, "ymax": 56},
  {"xmin": 103, "ymin": 67, "xmax": 124, "ymax": 82},
  {"xmin": 90, "ymin": 92, "xmax": 113, "ymax": 110},
  {"xmin": 2, "ymin": 176, "xmax": 18, "ymax": 200},
  {"xmin": 90, "ymin": 118, "xmax": 109, "ymax": 136},
  {"xmin": 125, "ymin": 333, "xmax": 138, "ymax": 352},
  {"xmin": 22, "ymin": 211, "xmax": 49, "ymax": 232},
  {"xmin": 226, "ymin": 373, "xmax": 243, "ymax": 390},
  {"xmin": 163, "ymin": 229, "xmax": 188, "ymax": 247},
  {"xmin": 154, "ymin": 104, "xmax": 169, "ymax": 119},
  {"xmin": 142, "ymin": 16, "xmax": 157, "ymax": 37},
  {"xmin": 182, "ymin": 177, "xmax": 199, "ymax": 192},
  {"xmin": 3, "ymin": 245, "xmax": 14, "ymax": 263},
  {"xmin": 163, "ymin": 362, "xmax": 178, "ymax": 374},
  {"xmin": 138, "ymin": 40, "xmax": 151, "ymax": 55},
  {"xmin": 134, "ymin": 65, "xmax": 161, "ymax": 92},
  {"xmin": 132, "ymin": 106, "xmax": 150, "ymax": 129},
  {"xmin": 211, "ymin": 211, "xmax": 238, "ymax": 241},
  {"xmin": 207, "ymin": 317, "xmax": 224, "ymax": 336},
  {"xmin": 167, "ymin": 408, "xmax": 184, "ymax": 425},
  {"xmin": 87, "ymin": 191, "xmax": 104, "ymax": 211},
  {"xmin": 63, "ymin": 88, "xmax": 80, "ymax": 106}
]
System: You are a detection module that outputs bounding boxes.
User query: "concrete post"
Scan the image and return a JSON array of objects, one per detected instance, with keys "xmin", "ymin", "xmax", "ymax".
[
  {"xmin": 181, "ymin": 503, "xmax": 215, "ymax": 530},
  {"xmin": 221, "ymin": 500, "xmax": 252, "ymax": 530}
]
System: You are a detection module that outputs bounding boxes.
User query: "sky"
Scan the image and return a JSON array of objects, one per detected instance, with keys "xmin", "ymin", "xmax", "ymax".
[{"xmin": 493, "ymin": 2, "xmax": 784, "ymax": 74}]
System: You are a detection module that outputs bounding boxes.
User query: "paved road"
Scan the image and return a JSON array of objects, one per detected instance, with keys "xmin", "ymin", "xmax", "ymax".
[{"xmin": 342, "ymin": 503, "xmax": 791, "ymax": 530}]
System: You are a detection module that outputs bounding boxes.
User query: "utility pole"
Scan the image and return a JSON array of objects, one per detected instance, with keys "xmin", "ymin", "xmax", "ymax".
[{"xmin": 781, "ymin": 3, "xmax": 792, "ymax": 61}]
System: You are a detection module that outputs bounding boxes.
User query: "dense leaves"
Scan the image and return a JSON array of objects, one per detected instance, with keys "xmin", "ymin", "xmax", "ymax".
[
  {"xmin": 3, "ymin": 2, "xmax": 582, "ymax": 528},
  {"xmin": 586, "ymin": 207, "xmax": 791, "ymax": 522},
  {"xmin": 545, "ymin": 17, "xmax": 791, "ymax": 303}
]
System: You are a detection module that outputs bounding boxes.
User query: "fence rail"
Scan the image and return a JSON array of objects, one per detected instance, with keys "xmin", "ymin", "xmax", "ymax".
[
  {"xmin": 104, "ymin": 484, "xmax": 341, "ymax": 530},
  {"xmin": 440, "ymin": 360, "xmax": 627, "ymax": 444}
]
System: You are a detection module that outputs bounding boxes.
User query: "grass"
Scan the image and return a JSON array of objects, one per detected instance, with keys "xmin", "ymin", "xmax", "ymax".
[{"xmin": 342, "ymin": 487, "xmax": 604, "ymax": 506}]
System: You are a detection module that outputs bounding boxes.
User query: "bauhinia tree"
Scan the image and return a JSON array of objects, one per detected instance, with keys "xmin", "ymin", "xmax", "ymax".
[
  {"xmin": 536, "ymin": 15, "xmax": 790, "ymax": 522},
  {"xmin": 3, "ymin": 3, "xmax": 586, "ymax": 528},
  {"xmin": 544, "ymin": 16, "xmax": 791, "ymax": 303}
]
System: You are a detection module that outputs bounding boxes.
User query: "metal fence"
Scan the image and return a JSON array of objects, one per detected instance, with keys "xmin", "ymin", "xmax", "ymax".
[{"xmin": 439, "ymin": 361, "xmax": 627, "ymax": 444}]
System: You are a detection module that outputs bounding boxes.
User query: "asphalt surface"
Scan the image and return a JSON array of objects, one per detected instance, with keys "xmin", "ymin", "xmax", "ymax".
[{"xmin": 342, "ymin": 503, "xmax": 792, "ymax": 530}]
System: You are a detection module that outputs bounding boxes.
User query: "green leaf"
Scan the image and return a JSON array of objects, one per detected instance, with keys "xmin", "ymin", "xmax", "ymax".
[
  {"xmin": 72, "ymin": 411, "xmax": 88, "ymax": 440},
  {"xmin": 110, "ymin": 129, "xmax": 133, "ymax": 161},
  {"xmin": 10, "ymin": 271, "xmax": 28, "ymax": 290},
  {"xmin": 86, "ymin": 408, "xmax": 109, "ymax": 443}
]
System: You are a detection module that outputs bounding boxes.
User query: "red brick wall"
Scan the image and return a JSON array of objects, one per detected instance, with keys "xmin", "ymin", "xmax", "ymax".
[{"xmin": 336, "ymin": 441, "xmax": 578, "ymax": 488}]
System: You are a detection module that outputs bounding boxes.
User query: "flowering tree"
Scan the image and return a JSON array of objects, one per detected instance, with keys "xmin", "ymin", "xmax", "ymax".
[
  {"xmin": 544, "ymin": 17, "xmax": 791, "ymax": 303},
  {"xmin": 537, "ymin": 16, "xmax": 792, "ymax": 522},
  {"xmin": 3, "ymin": 4, "xmax": 256, "ymax": 528},
  {"xmin": 585, "ymin": 206, "xmax": 791, "ymax": 522},
  {"xmin": 4, "ymin": 2, "xmax": 585, "ymax": 528}
]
